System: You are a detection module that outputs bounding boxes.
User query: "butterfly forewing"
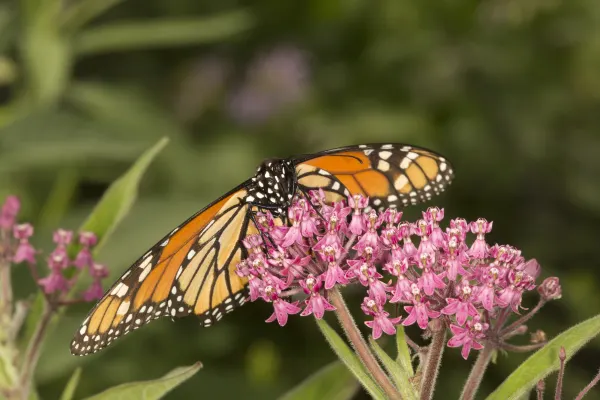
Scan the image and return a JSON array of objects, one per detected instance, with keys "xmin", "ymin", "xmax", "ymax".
[
  {"xmin": 294, "ymin": 143, "xmax": 454, "ymax": 209},
  {"xmin": 70, "ymin": 187, "xmax": 252, "ymax": 356}
]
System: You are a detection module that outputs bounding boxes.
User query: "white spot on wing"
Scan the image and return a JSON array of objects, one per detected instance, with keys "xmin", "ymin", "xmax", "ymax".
[
  {"xmin": 117, "ymin": 301, "xmax": 130, "ymax": 316},
  {"xmin": 377, "ymin": 160, "xmax": 390, "ymax": 172},
  {"xmin": 394, "ymin": 175, "xmax": 409, "ymax": 191},
  {"xmin": 379, "ymin": 151, "xmax": 392, "ymax": 160}
]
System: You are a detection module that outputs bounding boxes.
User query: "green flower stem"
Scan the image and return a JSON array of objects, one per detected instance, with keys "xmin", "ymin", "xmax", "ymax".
[
  {"xmin": 500, "ymin": 342, "xmax": 546, "ymax": 353},
  {"xmin": 328, "ymin": 288, "xmax": 401, "ymax": 400},
  {"xmin": 499, "ymin": 299, "xmax": 545, "ymax": 337},
  {"xmin": 460, "ymin": 344, "xmax": 494, "ymax": 400},
  {"xmin": 18, "ymin": 300, "xmax": 53, "ymax": 400},
  {"xmin": 574, "ymin": 367, "xmax": 600, "ymax": 400},
  {"xmin": 0, "ymin": 233, "xmax": 12, "ymax": 316},
  {"xmin": 419, "ymin": 319, "xmax": 446, "ymax": 400}
]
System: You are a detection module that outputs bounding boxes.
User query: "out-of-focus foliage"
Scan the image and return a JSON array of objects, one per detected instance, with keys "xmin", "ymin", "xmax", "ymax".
[{"xmin": 0, "ymin": 0, "xmax": 599, "ymax": 398}]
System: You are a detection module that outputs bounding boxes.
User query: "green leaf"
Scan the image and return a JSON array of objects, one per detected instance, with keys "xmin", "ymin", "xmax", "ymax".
[
  {"xmin": 315, "ymin": 318, "xmax": 386, "ymax": 400},
  {"xmin": 278, "ymin": 361, "xmax": 359, "ymax": 400},
  {"xmin": 77, "ymin": 137, "xmax": 169, "ymax": 252},
  {"xmin": 18, "ymin": 292, "xmax": 45, "ymax": 352},
  {"xmin": 396, "ymin": 325, "xmax": 414, "ymax": 377},
  {"xmin": 60, "ymin": 367, "xmax": 82, "ymax": 400},
  {"xmin": 370, "ymin": 338, "xmax": 417, "ymax": 400},
  {"xmin": 62, "ymin": 0, "xmax": 124, "ymax": 32},
  {"xmin": 83, "ymin": 363, "xmax": 202, "ymax": 400},
  {"xmin": 20, "ymin": 0, "xmax": 71, "ymax": 105},
  {"xmin": 486, "ymin": 314, "xmax": 600, "ymax": 400},
  {"xmin": 74, "ymin": 11, "xmax": 254, "ymax": 56}
]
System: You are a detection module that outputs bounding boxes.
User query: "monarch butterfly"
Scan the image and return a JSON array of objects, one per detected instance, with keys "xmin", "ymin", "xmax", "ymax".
[{"xmin": 71, "ymin": 143, "xmax": 454, "ymax": 356}]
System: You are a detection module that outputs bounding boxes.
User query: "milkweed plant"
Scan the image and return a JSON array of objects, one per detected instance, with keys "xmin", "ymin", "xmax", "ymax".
[{"xmin": 1, "ymin": 140, "xmax": 600, "ymax": 400}]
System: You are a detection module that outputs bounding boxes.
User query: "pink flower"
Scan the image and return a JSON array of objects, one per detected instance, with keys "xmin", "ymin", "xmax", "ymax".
[
  {"xmin": 38, "ymin": 271, "xmax": 70, "ymax": 294},
  {"xmin": 423, "ymin": 207, "xmax": 444, "ymax": 247},
  {"xmin": 362, "ymin": 297, "xmax": 401, "ymax": 340},
  {"xmin": 300, "ymin": 275, "xmax": 335, "ymax": 319},
  {"xmin": 468, "ymin": 218, "xmax": 492, "ymax": 259},
  {"xmin": 538, "ymin": 277, "xmax": 561, "ymax": 301},
  {"xmin": 324, "ymin": 261, "xmax": 349, "ymax": 289},
  {"xmin": 0, "ymin": 196, "xmax": 20, "ymax": 229},
  {"xmin": 53, "ymin": 229, "xmax": 73, "ymax": 246},
  {"xmin": 266, "ymin": 298, "xmax": 302, "ymax": 326},
  {"xmin": 348, "ymin": 195, "xmax": 369, "ymax": 235},
  {"xmin": 82, "ymin": 280, "xmax": 104, "ymax": 301},
  {"xmin": 13, "ymin": 241, "xmax": 36, "ymax": 264},
  {"xmin": 12, "ymin": 224, "xmax": 36, "ymax": 264},
  {"xmin": 417, "ymin": 253, "xmax": 445, "ymax": 296},
  {"xmin": 389, "ymin": 274, "xmax": 413, "ymax": 303},
  {"xmin": 79, "ymin": 231, "xmax": 98, "ymax": 247},
  {"xmin": 447, "ymin": 317, "xmax": 489, "ymax": 359},
  {"xmin": 442, "ymin": 285, "xmax": 478, "ymax": 326},
  {"xmin": 402, "ymin": 284, "xmax": 441, "ymax": 329}
]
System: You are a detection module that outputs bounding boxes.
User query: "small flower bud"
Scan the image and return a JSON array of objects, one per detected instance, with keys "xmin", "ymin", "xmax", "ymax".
[
  {"xmin": 530, "ymin": 329, "xmax": 547, "ymax": 344},
  {"xmin": 538, "ymin": 277, "xmax": 561, "ymax": 301}
]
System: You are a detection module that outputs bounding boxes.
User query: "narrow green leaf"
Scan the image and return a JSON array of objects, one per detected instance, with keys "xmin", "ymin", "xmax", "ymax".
[
  {"xmin": 486, "ymin": 314, "xmax": 600, "ymax": 400},
  {"xmin": 38, "ymin": 168, "xmax": 79, "ymax": 229},
  {"xmin": 83, "ymin": 363, "xmax": 202, "ymax": 400},
  {"xmin": 74, "ymin": 11, "xmax": 253, "ymax": 56},
  {"xmin": 370, "ymin": 338, "xmax": 418, "ymax": 400},
  {"xmin": 77, "ymin": 137, "xmax": 169, "ymax": 252},
  {"xmin": 20, "ymin": 0, "xmax": 71, "ymax": 105},
  {"xmin": 62, "ymin": 0, "xmax": 123, "ymax": 32},
  {"xmin": 396, "ymin": 325, "xmax": 414, "ymax": 377},
  {"xmin": 315, "ymin": 318, "xmax": 386, "ymax": 400},
  {"xmin": 60, "ymin": 367, "xmax": 82, "ymax": 400},
  {"xmin": 279, "ymin": 361, "xmax": 359, "ymax": 400}
]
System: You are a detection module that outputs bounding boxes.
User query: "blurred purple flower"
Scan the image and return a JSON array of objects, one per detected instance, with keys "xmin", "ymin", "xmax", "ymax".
[{"xmin": 228, "ymin": 45, "xmax": 310, "ymax": 125}]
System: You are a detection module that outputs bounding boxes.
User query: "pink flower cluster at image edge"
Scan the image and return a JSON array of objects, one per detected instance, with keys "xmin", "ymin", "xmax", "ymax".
[{"xmin": 0, "ymin": 196, "xmax": 108, "ymax": 301}]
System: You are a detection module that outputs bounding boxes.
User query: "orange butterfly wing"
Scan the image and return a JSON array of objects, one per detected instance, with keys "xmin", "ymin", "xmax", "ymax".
[
  {"xmin": 71, "ymin": 186, "xmax": 255, "ymax": 356},
  {"xmin": 294, "ymin": 143, "xmax": 454, "ymax": 208}
]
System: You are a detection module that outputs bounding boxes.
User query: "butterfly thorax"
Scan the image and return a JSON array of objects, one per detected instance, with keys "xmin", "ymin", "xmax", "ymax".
[{"xmin": 246, "ymin": 159, "xmax": 297, "ymax": 216}]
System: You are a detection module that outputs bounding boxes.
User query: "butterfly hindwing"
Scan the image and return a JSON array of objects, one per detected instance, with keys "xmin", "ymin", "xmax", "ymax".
[{"xmin": 294, "ymin": 143, "xmax": 454, "ymax": 209}]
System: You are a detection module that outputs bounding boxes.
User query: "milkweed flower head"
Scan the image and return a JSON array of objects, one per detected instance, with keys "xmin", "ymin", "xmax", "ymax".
[
  {"xmin": 236, "ymin": 192, "xmax": 561, "ymax": 360},
  {"xmin": 0, "ymin": 196, "xmax": 109, "ymax": 302}
]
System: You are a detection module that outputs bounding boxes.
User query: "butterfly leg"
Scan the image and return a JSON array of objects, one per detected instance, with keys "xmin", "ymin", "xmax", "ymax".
[
  {"xmin": 297, "ymin": 186, "xmax": 327, "ymax": 223},
  {"xmin": 248, "ymin": 207, "xmax": 278, "ymax": 249}
]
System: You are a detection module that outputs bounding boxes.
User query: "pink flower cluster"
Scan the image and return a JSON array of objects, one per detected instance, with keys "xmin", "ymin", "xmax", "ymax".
[
  {"xmin": 0, "ymin": 196, "xmax": 108, "ymax": 301},
  {"xmin": 235, "ymin": 191, "xmax": 553, "ymax": 359}
]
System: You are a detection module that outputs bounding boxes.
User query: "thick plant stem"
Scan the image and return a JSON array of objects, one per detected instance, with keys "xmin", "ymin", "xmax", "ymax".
[
  {"xmin": 419, "ymin": 319, "xmax": 447, "ymax": 400},
  {"xmin": 461, "ymin": 344, "xmax": 494, "ymax": 400},
  {"xmin": 328, "ymin": 288, "xmax": 401, "ymax": 400},
  {"xmin": 18, "ymin": 301, "xmax": 53, "ymax": 400}
]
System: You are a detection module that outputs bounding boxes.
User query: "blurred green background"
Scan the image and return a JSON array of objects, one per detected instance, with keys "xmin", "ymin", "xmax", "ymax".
[{"xmin": 1, "ymin": 0, "xmax": 600, "ymax": 398}]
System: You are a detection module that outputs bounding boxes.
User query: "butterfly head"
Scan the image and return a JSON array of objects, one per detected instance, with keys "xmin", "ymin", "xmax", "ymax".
[{"xmin": 247, "ymin": 159, "xmax": 297, "ymax": 216}]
